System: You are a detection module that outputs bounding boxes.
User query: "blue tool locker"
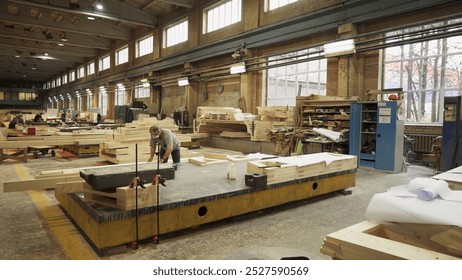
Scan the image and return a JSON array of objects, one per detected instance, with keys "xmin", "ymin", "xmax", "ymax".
[{"xmin": 349, "ymin": 101, "xmax": 404, "ymax": 173}]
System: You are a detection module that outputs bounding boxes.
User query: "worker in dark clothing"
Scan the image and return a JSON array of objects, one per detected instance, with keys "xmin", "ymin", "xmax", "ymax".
[
  {"xmin": 8, "ymin": 113, "xmax": 24, "ymax": 129},
  {"xmin": 61, "ymin": 111, "xmax": 67, "ymax": 123},
  {"xmin": 34, "ymin": 113, "xmax": 44, "ymax": 122},
  {"xmin": 148, "ymin": 125, "xmax": 181, "ymax": 166}
]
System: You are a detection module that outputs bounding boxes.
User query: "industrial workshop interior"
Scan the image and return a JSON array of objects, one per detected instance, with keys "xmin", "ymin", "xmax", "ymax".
[{"xmin": 1, "ymin": 0, "xmax": 462, "ymax": 261}]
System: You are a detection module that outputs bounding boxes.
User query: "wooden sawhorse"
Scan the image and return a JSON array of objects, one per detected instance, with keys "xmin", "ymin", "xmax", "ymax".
[{"xmin": 0, "ymin": 148, "xmax": 28, "ymax": 163}]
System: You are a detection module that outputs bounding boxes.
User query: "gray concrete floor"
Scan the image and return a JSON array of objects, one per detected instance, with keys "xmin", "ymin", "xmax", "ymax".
[{"xmin": 0, "ymin": 148, "xmax": 434, "ymax": 260}]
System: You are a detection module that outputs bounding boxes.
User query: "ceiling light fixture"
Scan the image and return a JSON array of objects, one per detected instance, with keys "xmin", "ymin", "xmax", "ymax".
[
  {"xmin": 178, "ymin": 78, "xmax": 189, "ymax": 86},
  {"xmin": 87, "ymin": 16, "xmax": 96, "ymax": 20},
  {"xmin": 230, "ymin": 62, "xmax": 246, "ymax": 74},
  {"xmin": 96, "ymin": 3, "xmax": 103, "ymax": 10},
  {"xmin": 323, "ymin": 39, "xmax": 356, "ymax": 57}
]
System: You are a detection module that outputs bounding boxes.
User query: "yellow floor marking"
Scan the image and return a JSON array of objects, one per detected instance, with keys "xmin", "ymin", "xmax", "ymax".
[{"xmin": 14, "ymin": 164, "xmax": 99, "ymax": 260}]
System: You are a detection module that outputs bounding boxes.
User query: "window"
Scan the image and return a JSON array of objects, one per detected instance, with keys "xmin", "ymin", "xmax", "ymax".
[
  {"xmin": 69, "ymin": 71, "xmax": 75, "ymax": 82},
  {"xmin": 87, "ymin": 62, "xmax": 95, "ymax": 75},
  {"xmin": 164, "ymin": 18, "xmax": 188, "ymax": 48},
  {"xmin": 19, "ymin": 92, "xmax": 37, "ymax": 101},
  {"xmin": 116, "ymin": 46, "xmax": 129, "ymax": 65},
  {"xmin": 135, "ymin": 85, "xmax": 150, "ymax": 98},
  {"xmin": 115, "ymin": 85, "xmax": 126, "ymax": 105},
  {"xmin": 204, "ymin": 0, "xmax": 241, "ymax": 33},
  {"xmin": 76, "ymin": 93, "xmax": 82, "ymax": 111},
  {"xmin": 99, "ymin": 55, "xmax": 110, "ymax": 71},
  {"xmin": 383, "ymin": 18, "xmax": 462, "ymax": 123},
  {"xmin": 87, "ymin": 93, "xmax": 93, "ymax": 108},
  {"xmin": 266, "ymin": 0, "xmax": 298, "ymax": 11},
  {"xmin": 77, "ymin": 66, "xmax": 85, "ymax": 79},
  {"xmin": 62, "ymin": 74, "xmax": 68, "ymax": 84},
  {"xmin": 55, "ymin": 77, "xmax": 61, "ymax": 87},
  {"xmin": 99, "ymin": 92, "xmax": 108, "ymax": 116},
  {"xmin": 0, "ymin": 91, "xmax": 5, "ymax": 100},
  {"xmin": 136, "ymin": 35, "xmax": 153, "ymax": 57},
  {"xmin": 266, "ymin": 47, "xmax": 326, "ymax": 106}
]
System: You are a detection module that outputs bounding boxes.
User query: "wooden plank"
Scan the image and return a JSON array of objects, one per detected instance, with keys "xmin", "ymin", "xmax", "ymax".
[
  {"xmin": 3, "ymin": 175, "xmax": 83, "ymax": 192},
  {"xmin": 188, "ymin": 156, "xmax": 229, "ymax": 166}
]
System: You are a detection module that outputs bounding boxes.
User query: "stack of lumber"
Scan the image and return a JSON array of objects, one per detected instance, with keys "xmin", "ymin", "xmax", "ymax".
[
  {"xmin": 99, "ymin": 118, "xmax": 204, "ymax": 164},
  {"xmin": 320, "ymin": 220, "xmax": 461, "ymax": 260},
  {"xmin": 257, "ymin": 106, "xmax": 294, "ymax": 123},
  {"xmin": 246, "ymin": 106, "xmax": 295, "ymax": 142},
  {"xmin": 99, "ymin": 118, "xmax": 176, "ymax": 164},
  {"xmin": 0, "ymin": 128, "xmax": 110, "ymax": 149},
  {"xmin": 197, "ymin": 106, "xmax": 246, "ymax": 121},
  {"xmin": 247, "ymin": 152, "xmax": 357, "ymax": 184},
  {"xmin": 194, "ymin": 106, "xmax": 294, "ymax": 142}
]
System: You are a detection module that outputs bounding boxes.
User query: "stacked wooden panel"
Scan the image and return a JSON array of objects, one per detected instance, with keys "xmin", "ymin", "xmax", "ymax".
[
  {"xmin": 83, "ymin": 183, "xmax": 158, "ymax": 211},
  {"xmin": 247, "ymin": 153, "xmax": 357, "ymax": 184}
]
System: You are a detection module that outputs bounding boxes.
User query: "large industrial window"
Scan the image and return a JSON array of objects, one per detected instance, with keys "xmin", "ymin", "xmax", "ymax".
[
  {"xmin": 135, "ymin": 85, "xmax": 150, "ymax": 98},
  {"xmin": 115, "ymin": 85, "xmax": 126, "ymax": 105},
  {"xmin": 69, "ymin": 71, "xmax": 75, "ymax": 82},
  {"xmin": 99, "ymin": 55, "xmax": 110, "ymax": 71},
  {"xmin": 99, "ymin": 92, "xmax": 107, "ymax": 116},
  {"xmin": 164, "ymin": 18, "xmax": 188, "ymax": 48},
  {"xmin": 116, "ymin": 46, "xmax": 129, "ymax": 65},
  {"xmin": 55, "ymin": 77, "xmax": 61, "ymax": 87},
  {"xmin": 266, "ymin": 0, "xmax": 298, "ymax": 11},
  {"xmin": 266, "ymin": 47, "xmax": 327, "ymax": 106},
  {"xmin": 18, "ymin": 92, "xmax": 37, "ymax": 101},
  {"xmin": 77, "ymin": 66, "xmax": 85, "ymax": 79},
  {"xmin": 0, "ymin": 91, "xmax": 4, "ymax": 100},
  {"xmin": 136, "ymin": 35, "xmax": 153, "ymax": 57},
  {"xmin": 383, "ymin": 18, "xmax": 462, "ymax": 123},
  {"xmin": 76, "ymin": 93, "xmax": 81, "ymax": 111},
  {"xmin": 204, "ymin": 0, "xmax": 241, "ymax": 33},
  {"xmin": 87, "ymin": 62, "xmax": 95, "ymax": 75},
  {"xmin": 87, "ymin": 93, "xmax": 93, "ymax": 108},
  {"xmin": 62, "ymin": 74, "xmax": 68, "ymax": 85}
]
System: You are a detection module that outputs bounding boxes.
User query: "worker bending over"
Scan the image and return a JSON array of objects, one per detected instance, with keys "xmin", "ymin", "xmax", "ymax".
[
  {"xmin": 8, "ymin": 113, "xmax": 24, "ymax": 129},
  {"xmin": 148, "ymin": 125, "xmax": 181, "ymax": 166}
]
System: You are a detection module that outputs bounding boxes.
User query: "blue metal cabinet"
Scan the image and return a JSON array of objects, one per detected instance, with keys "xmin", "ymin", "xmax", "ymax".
[
  {"xmin": 440, "ymin": 96, "xmax": 462, "ymax": 172},
  {"xmin": 349, "ymin": 101, "xmax": 404, "ymax": 172}
]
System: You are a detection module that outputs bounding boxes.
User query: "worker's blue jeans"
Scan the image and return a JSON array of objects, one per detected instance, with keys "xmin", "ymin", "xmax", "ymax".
[{"xmin": 160, "ymin": 148, "xmax": 181, "ymax": 164}]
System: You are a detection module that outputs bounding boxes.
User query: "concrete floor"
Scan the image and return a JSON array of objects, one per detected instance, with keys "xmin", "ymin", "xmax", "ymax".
[{"xmin": 0, "ymin": 148, "xmax": 434, "ymax": 260}]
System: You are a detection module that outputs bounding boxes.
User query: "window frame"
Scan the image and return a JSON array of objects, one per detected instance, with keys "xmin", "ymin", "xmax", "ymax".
[
  {"xmin": 99, "ymin": 55, "xmax": 111, "ymax": 72},
  {"xmin": 136, "ymin": 35, "xmax": 154, "ymax": 58},
  {"xmin": 203, "ymin": 0, "xmax": 242, "ymax": 34},
  {"xmin": 163, "ymin": 18, "xmax": 189, "ymax": 48},
  {"xmin": 116, "ymin": 45, "xmax": 129, "ymax": 65}
]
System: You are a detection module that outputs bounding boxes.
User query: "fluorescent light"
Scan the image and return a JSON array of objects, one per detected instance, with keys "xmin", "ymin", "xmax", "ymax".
[
  {"xmin": 87, "ymin": 16, "xmax": 96, "ymax": 20},
  {"xmin": 323, "ymin": 39, "xmax": 356, "ymax": 57},
  {"xmin": 230, "ymin": 62, "xmax": 246, "ymax": 74},
  {"xmin": 140, "ymin": 79, "xmax": 150, "ymax": 87},
  {"xmin": 178, "ymin": 78, "xmax": 189, "ymax": 86},
  {"xmin": 96, "ymin": 3, "xmax": 103, "ymax": 10}
]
